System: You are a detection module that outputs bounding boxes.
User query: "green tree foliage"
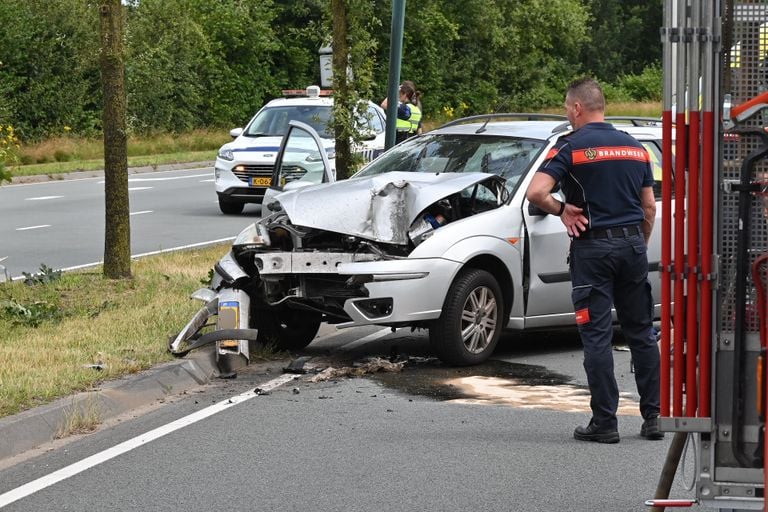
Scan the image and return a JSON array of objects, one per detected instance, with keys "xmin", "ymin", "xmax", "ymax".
[
  {"xmin": 581, "ymin": 0, "xmax": 663, "ymax": 81},
  {"xmin": 370, "ymin": 0, "xmax": 589, "ymax": 118},
  {"xmin": 0, "ymin": 0, "xmax": 99, "ymax": 140},
  {"xmin": 125, "ymin": 0, "xmax": 281, "ymax": 132},
  {"xmin": 0, "ymin": 0, "xmax": 662, "ymax": 141},
  {"xmin": 271, "ymin": 0, "xmax": 328, "ymax": 90}
]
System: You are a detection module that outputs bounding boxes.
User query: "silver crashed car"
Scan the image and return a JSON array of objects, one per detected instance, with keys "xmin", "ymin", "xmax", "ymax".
[{"xmin": 170, "ymin": 114, "xmax": 666, "ymax": 371}]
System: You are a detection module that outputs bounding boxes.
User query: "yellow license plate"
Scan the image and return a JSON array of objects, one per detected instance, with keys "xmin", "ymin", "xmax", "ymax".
[{"xmin": 250, "ymin": 176, "xmax": 272, "ymax": 186}]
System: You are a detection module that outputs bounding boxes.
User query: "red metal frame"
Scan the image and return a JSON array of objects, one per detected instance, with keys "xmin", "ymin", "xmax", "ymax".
[
  {"xmin": 686, "ymin": 110, "xmax": 700, "ymax": 416},
  {"xmin": 661, "ymin": 109, "xmax": 673, "ymax": 417},
  {"xmin": 673, "ymin": 110, "xmax": 688, "ymax": 417}
]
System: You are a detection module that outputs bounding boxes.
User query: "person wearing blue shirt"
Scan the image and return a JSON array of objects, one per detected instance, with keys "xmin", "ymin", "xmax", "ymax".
[{"xmin": 526, "ymin": 77, "xmax": 662, "ymax": 444}]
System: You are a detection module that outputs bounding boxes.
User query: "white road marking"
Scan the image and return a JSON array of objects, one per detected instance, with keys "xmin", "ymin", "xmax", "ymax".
[
  {"xmin": 338, "ymin": 327, "xmax": 395, "ymax": 351},
  {"xmin": 0, "ymin": 373, "xmax": 299, "ymax": 508},
  {"xmin": 199, "ymin": 178, "xmax": 215, "ymax": 182},
  {"xmin": 15, "ymin": 225, "xmax": 51, "ymax": 231},
  {"xmin": 97, "ymin": 173, "xmax": 210, "ymax": 185},
  {"xmin": 127, "ymin": 173, "xmax": 210, "ymax": 182},
  {"xmin": 10, "ymin": 237, "xmax": 237, "ymax": 280},
  {"xmin": 24, "ymin": 196, "xmax": 62, "ymax": 201},
  {"xmin": 129, "ymin": 210, "xmax": 152, "ymax": 216},
  {"xmin": 128, "ymin": 186, "xmax": 152, "ymax": 191}
]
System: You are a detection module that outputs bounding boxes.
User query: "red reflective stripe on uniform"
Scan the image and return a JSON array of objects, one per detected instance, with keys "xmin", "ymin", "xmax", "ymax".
[
  {"xmin": 575, "ymin": 308, "xmax": 591, "ymax": 324},
  {"xmin": 545, "ymin": 147, "xmax": 560, "ymax": 160},
  {"xmin": 572, "ymin": 146, "xmax": 650, "ymax": 165}
]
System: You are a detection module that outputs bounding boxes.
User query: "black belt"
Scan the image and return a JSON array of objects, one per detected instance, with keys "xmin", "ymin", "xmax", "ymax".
[{"xmin": 579, "ymin": 225, "xmax": 642, "ymax": 239}]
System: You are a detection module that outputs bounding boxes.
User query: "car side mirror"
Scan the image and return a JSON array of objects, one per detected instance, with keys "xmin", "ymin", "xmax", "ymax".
[
  {"xmin": 230, "ymin": 127, "xmax": 243, "ymax": 139},
  {"xmin": 527, "ymin": 202, "xmax": 549, "ymax": 217}
]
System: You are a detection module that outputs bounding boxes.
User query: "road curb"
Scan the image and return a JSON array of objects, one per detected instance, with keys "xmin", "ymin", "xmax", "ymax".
[{"xmin": 0, "ymin": 348, "xmax": 218, "ymax": 461}]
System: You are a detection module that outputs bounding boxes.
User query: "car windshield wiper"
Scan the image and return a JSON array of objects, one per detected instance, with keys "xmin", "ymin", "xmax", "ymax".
[{"xmin": 410, "ymin": 145, "xmax": 429, "ymax": 173}]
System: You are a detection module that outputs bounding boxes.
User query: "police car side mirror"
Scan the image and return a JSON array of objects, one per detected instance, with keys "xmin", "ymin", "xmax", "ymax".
[{"xmin": 527, "ymin": 203, "xmax": 549, "ymax": 217}]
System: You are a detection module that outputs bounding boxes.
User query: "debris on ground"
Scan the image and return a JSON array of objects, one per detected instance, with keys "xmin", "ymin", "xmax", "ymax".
[
  {"xmin": 308, "ymin": 356, "xmax": 407, "ymax": 383},
  {"xmin": 283, "ymin": 355, "xmax": 313, "ymax": 374}
]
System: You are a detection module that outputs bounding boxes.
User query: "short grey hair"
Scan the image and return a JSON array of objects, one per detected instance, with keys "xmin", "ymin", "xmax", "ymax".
[{"xmin": 566, "ymin": 77, "xmax": 605, "ymax": 113}]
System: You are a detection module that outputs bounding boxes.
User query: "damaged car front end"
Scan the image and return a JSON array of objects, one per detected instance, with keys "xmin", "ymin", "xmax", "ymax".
[{"xmin": 170, "ymin": 169, "xmax": 512, "ymax": 374}]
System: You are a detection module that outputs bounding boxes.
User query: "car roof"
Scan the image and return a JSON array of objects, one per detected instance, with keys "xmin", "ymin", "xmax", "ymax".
[
  {"xmin": 263, "ymin": 96, "xmax": 335, "ymax": 108},
  {"xmin": 431, "ymin": 114, "xmax": 663, "ymax": 141}
]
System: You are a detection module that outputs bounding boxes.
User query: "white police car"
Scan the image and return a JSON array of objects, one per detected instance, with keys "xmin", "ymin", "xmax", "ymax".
[{"xmin": 214, "ymin": 86, "xmax": 387, "ymax": 214}]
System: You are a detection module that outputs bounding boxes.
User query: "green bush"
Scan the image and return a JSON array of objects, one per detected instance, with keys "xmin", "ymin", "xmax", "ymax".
[
  {"xmin": 602, "ymin": 82, "xmax": 634, "ymax": 104},
  {"xmin": 616, "ymin": 64, "xmax": 663, "ymax": 102}
]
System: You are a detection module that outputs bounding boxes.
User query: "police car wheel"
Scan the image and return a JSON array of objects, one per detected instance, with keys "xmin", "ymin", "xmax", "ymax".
[
  {"xmin": 429, "ymin": 268, "xmax": 502, "ymax": 366},
  {"xmin": 219, "ymin": 198, "xmax": 244, "ymax": 215}
]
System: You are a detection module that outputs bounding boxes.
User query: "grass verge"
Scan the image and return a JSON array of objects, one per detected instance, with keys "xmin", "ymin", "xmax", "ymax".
[
  {"xmin": 0, "ymin": 244, "xmax": 229, "ymax": 419},
  {"xmin": 10, "ymin": 128, "xmax": 230, "ymax": 178},
  {"xmin": 11, "ymin": 150, "xmax": 217, "ymax": 178}
]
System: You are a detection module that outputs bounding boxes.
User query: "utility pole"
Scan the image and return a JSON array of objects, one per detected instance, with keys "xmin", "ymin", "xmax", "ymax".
[
  {"xmin": 98, "ymin": 0, "xmax": 131, "ymax": 279},
  {"xmin": 384, "ymin": 0, "xmax": 406, "ymax": 150}
]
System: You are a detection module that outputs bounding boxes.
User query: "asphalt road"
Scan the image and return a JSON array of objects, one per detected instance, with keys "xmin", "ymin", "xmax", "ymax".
[
  {"xmin": 0, "ymin": 327, "xmax": 697, "ymax": 511},
  {"xmin": 0, "ymin": 166, "xmax": 263, "ymax": 278},
  {"xmin": 0, "ymin": 166, "xmax": 696, "ymax": 510}
]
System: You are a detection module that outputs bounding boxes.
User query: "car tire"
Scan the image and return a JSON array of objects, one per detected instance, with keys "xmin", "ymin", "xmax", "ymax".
[
  {"xmin": 257, "ymin": 309, "xmax": 322, "ymax": 351},
  {"xmin": 429, "ymin": 268, "xmax": 503, "ymax": 366},
  {"xmin": 219, "ymin": 198, "xmax": 244, "ymax": 215}
]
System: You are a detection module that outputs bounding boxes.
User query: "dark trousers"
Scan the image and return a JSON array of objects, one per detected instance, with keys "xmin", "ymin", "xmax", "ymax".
[{"xmin": 569, "ymin": 233, "xmax": 660, "ymax": 431}]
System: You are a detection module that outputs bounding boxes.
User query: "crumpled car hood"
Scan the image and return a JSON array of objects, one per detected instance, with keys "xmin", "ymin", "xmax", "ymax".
[{"xmin": 273, "ymin": 171, "xmax": 504, "ymax": 245}]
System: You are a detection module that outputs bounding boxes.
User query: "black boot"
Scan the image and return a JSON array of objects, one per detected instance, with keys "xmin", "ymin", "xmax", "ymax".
[{"xmin": 573, "ymin": 421, "xmax": 620, "ymax": 444}]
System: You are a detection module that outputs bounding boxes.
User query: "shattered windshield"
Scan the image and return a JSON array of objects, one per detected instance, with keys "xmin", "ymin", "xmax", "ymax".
[{"xmin": 353, "ymin": 134, "xmax": 546, "ymax": 192}]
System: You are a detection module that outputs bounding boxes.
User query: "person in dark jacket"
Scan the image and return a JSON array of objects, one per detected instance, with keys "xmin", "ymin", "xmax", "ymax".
[{"xmin": 526, "ymin": 77, "xmax": 662, "ymax": 444}]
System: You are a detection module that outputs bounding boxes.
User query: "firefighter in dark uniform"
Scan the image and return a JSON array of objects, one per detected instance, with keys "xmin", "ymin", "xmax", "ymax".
[{"xmin": 526, "ymin": 77, "xmax": 663, "ymax": 444}]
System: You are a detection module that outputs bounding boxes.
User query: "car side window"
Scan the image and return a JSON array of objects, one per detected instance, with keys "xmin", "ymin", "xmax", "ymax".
[{"xmin": 367, "ymin": 105, "xmax": 385, "ymax": 133}]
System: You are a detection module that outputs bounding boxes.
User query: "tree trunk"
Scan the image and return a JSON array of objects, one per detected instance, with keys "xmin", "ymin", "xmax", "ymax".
[
  {"xmin": 331, "ymin": 0, "xmax": 353, "ymax": 179},
  {"xmin": 98, "ymin": 0, "xmax": 131, "ymax": 279}
]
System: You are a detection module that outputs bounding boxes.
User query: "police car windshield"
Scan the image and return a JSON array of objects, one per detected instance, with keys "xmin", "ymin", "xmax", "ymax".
[
  {"xmin": 245, "ymin": 106, "xmax": 333, "ymax": 138},
  {"xmin": 353, "ymin": 134, "xmax": 546, "ymax": 189}
]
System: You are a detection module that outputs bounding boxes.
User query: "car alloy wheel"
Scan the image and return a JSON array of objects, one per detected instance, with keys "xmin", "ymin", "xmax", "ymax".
[
  {"xmin": 429, "ymin": 268, "xmax": 503, "ymax": 366},
  {"xmin": 460, "ymin": 285, "xmax": 498, "ymax": 354}
]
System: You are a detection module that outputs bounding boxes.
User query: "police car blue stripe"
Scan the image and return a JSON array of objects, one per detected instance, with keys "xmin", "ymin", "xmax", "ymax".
[{"xmin": 231, "ymin": 146, "xmax": 281, "ymax": 152}]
